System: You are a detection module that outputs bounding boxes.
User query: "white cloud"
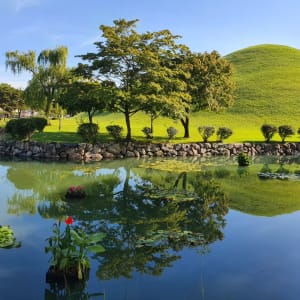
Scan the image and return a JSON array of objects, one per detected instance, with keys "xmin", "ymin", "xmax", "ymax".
[{"xmin": 0, "ymin": 0, "xmax": 44, "ymax": 12}]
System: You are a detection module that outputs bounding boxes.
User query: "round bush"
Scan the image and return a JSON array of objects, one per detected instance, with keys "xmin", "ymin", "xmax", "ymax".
[
  {"xmin": 217, "ymin": 127, "xmax": 233, "ymax": 142},
  {"xmin": 106, "ymin": 125, "xmax": 123, "ymax": 141},
  {"xmin": 166, "ymin": 127, "xmax": 178, "ymax": 140},
  {"xmin": 77, "ymin": 123, "xmax": 99, "ymax": 144},
  {"xmin": 261, "ymin": 124, "xmax": 277, "ymax": 142},
  {"xmin": 6, "ymin": 118, "xmax": 37, "ymax": 141},
  {"xmin": 198, "ymin": 126, "xmax": 215, "ymax": 142}
]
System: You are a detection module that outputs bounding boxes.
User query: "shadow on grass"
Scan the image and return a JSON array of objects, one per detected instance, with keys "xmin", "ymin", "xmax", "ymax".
[
  {"xmin": 32, "ymin": 132, "xmax": 113, "ymax": 143},
  {"xmin": 32, "ymin": 132, "xmax": 206, "ymax": 144}
]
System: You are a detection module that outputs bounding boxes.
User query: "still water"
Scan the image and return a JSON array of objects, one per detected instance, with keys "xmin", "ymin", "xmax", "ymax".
[{"xmin": 1, "ymin": 156, "xmax": 300, "ymax": 300}]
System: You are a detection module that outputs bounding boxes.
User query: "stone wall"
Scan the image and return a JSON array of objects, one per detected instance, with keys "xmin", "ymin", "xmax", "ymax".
[{"xmin": 1, "ymin": 140, "xmax": 300, "ymax": 161}]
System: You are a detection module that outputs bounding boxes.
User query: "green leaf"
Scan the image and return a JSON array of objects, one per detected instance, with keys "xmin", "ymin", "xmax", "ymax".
[
  {"xmin": 87, "ymin": 245, "xmax": 105, "ymax": 253},
  {"xmin": 87, "ymin": 232, "xmax": 106, "ymax": 243}
]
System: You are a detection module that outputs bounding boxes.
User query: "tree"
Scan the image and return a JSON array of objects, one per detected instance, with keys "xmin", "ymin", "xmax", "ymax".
[
  {"xmin": 278, "ymin": 125, "xmax": 295, "ymax": 142},
  {"xmin": 180, "ymin": 51, "xmax": 235, "ymax": 138},
  {"xmin": 6, "ymin": 46, "xmax": 69, "ymax": 116},
  {"xmin": 77, "ymin": 19, "xmax": 190, "ymax": 140},
  {"xmin": 0, "ymin": 83, "xmax": 24, "ymax": 117},
  {"xmin": 59, "ymin": 79, "xmax": 109, "ymax": 124},
  {"xmin": 261, "ymin": 124, "xmax": 277, "ymax": 142}
]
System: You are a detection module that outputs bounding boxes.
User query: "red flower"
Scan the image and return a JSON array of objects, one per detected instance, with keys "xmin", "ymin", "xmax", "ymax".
[{"xmin": 65, "ymin": 216, "xmax": 73, "ymax": 225}]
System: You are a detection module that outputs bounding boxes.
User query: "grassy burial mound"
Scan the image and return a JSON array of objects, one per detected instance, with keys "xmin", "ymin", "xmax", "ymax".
[{"xmin": 225, "ymin": 44, "xmax": 300, "ymax": 117}]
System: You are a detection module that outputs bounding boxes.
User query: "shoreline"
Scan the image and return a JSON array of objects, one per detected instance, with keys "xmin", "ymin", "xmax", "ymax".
[{"xmin": 1, "ymin": 140, "xmax": 300, "ymax": 161}]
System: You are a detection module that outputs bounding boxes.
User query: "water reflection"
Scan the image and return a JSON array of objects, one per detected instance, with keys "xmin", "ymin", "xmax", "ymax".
[
  {"xmin": 0, "ymin": 157, "xmax": 300, "ymax": 299},
  {"xmin": 45, "ymin": 280, "xmax": 105, "ymax": 300},
  {"xmin": 36, "ymin": 165, "xmax": 229, "ymax": 281}
]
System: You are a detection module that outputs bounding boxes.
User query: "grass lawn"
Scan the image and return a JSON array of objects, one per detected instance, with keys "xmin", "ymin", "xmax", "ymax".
[{"xmin": 28, "ymin": 110, "xmax": 300, "ymax": 144}]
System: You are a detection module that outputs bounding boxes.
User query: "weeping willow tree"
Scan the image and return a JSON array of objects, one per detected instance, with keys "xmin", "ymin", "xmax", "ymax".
[{"xmin": 6, "ymin": 46, "xmax": 69, "ymax": 116}]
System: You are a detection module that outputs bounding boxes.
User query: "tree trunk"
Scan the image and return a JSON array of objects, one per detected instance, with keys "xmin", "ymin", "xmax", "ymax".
[
  {"xmin": 174, "ymin": 172, "xmax": 187, "ymax": 190},
  {"xmin": 125, "ymin": 109, "xmax": 132, "ymax": 140},
  {"xmin": 88, "ymin": 111, "xmax": 93, "ymax": 124},
  {"xmin": 150, "ymin": 116, "xmax": 154, "ymax": 134},
  {"xmin": 180, "ymin": 116, "xmax": 190, "ymax": 138}
]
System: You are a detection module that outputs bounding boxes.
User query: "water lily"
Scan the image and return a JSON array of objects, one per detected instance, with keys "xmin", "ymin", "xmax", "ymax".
[{"xmin": 65, "ymin": 185, "xmax": 86, "ymax": 199}]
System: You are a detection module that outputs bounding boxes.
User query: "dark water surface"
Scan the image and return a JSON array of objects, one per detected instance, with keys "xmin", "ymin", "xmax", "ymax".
[{"xmin": 1, "ymin": 156, "xmax": 300, "ymax": 300}]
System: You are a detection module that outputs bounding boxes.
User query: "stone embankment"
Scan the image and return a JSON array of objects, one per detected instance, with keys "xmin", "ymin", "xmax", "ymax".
[{"xmin": 1, "ymin": 141, "xmax": 300, "ymax": 161}]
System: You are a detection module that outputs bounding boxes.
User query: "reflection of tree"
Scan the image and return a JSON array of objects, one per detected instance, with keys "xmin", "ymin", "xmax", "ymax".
[
  {"xmin": 40, "ymin": 165, "xmax": 228, "ymax": 280},
  {"xmin": 7, "ymin": 193, "xmax": 37, "ymax": 215},
  {"xmin": 44, "ymin": 279, "xmax": 105, "ymax": 300},
  {"xmin": 93, "ymin": 168, "xmax": 228, "ymax": 280}
]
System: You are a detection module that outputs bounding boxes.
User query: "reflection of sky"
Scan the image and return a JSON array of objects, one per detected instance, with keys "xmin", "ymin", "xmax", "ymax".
[{"xmin": 90, "ymin": 210, "xmax": 300, "ymax": 300}]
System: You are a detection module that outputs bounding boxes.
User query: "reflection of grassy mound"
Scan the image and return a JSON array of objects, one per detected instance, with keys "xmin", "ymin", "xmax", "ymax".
[
  {"xmin": 226, "ymin": 176, "xmax": 300, "ymax": 216},
  {"xmin": 139, "ymin": 159, "xmax": 202, "ymax": 173},
  {"xmin": 219, "ymin": 164, "xmax": 300, "ymax": 216}
]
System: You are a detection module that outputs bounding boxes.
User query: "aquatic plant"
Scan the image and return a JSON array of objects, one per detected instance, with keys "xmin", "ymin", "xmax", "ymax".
[
  {"xmin": 65, "ymin": 186, "xmax": 86, "ymax": 199},
  {"xmin": 0, "ymin": 225, "xmax": 21, "ymax": 249},
  {"xmin": 45, "ymin": 216, "xmax": 105, "ymax": 281}
]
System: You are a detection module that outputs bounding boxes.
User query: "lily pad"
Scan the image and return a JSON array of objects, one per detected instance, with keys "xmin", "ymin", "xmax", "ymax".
[{"xmin": 0, "ymin": 225, "xmax": 21, "ymax": 249}]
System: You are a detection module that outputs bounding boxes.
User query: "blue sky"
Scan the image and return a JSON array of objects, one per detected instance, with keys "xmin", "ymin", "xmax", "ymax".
[{"xmin": 1, "ymin": 0, "xmax": 300, "ymax": 88}]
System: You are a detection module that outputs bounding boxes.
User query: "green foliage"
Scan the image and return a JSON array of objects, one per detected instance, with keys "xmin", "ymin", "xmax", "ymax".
[
  {"xmin": 6, "ymin": 46, "xmax": 69, "ymax": 116},
  {"xmin": 216, "ymin": 127, "xmax": 233, "ymax": 142},
  {"xmin": 278, "ymin": 125, "xmax": 295, "ymax": 142},
  {"xmin": 261, "ymin": 124, "xmax": 277, "ymax": 142},
  {"xmin": 77, "ymin": 123, "xmax": 99, "ymax": 144},
  {"xmin": 106, "ymin": 125, "xmax": 123, "ymax": 141},
  {"xmin": 6, "ymin": 118, "xmax": 38, "ymax": 140},
  {"xmin": 0, "ymin": 225, "xmax": 21, "ymax": 248},
  {"xmin": 166, "ymin": 127, "xmax": 178, "ymax": 140},
  {"xmin": 141, "ymin": 127, "xmax": 153, "ymax": 139},
  {"xmin": 77, "ymin": 19, "xmax": 191, "ymax": 140},
  {"xmin": 179, "ymin": 50, "xmax": 235, "ymax": 138},
  {"xmin": 198, "ymin": 126, "xmax": 215, "ymax": 142},
  {"xmin": 237, "ymin": 152, "xmax": 251, "ymax": 166},
  {"xmin": 0, "ymin": 83, "xmax": 23, "ymax": 116},
  {"xmin": 32, "ymin": 117, "xmax": 48, "ymax": 132},
  {"xmin": 60, "ymin": 80, "xmax": 108, "ymax": 124},
  {"xmin": 45, "ymin": 220, "xmax": 105, "ymax": 280}
]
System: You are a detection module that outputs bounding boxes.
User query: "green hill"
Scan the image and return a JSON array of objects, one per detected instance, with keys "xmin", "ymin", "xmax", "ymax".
[{"xmin": 225, "ymin": 44, "xmax": 300, "ymax": 117}]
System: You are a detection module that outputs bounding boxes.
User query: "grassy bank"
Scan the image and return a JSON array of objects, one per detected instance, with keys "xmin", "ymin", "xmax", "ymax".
[{"xmin": 30, "ymin": 110, "xmax": 300, "ymax": 143}]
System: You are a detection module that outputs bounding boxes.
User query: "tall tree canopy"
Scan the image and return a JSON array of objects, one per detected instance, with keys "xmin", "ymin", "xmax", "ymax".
[
  {"xmin": 77, "ymin": 19, "xmax": 191, "ymax": 140},
  {"xmin": 0, "ymin": 83, "xmax": 24, "ymax": 117},
  {"xmin": 180, "ymin": 51, "xmax": 235, "ymax": 138},
  {"xmin": 59, "ymin": 79, "xmax": 111, "ymax": 124},
  {"xmin": 5, "ymin": 46, "xmax": 69, "ymax": 116}
]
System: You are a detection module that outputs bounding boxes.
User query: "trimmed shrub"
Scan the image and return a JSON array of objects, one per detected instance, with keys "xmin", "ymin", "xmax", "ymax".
[
  {"xmin": 6, "ymin": 118, "xmax": 38, "ymax": 141},
  {"xmin": 106, "ymin": 125, "xmax": 123, "ymax": 141},
  {"xmin": 198, "ymin": 126, "xmax": 215, "ymax": 142},
  {"xmin": 278, "ymin": 125, "xmax": 295, "ymax": 142},
  {"xmin": 216, "ymin": 127, "xmax": 233, "ymax": 142},
  {"xmin": 32, "ymin": 117, "xmax": 48, "ymax": 132},
  {"xmin": 166, "ymin": 127, "xmax": 178, "ymax": 140},
  {"xmin": 237, "ymin": 152, "xmax": 250, "ymax": 166},
  {"xmin": 261, "ymin": 124, "xmax": 277, "ymax": 142},
  {"xmin": 77, "ymin": 123, "xmax": 99, "ymax": 144},
  {"xmin": 142, "ymin": 127, "xmax": 153, "ymax": 139}
]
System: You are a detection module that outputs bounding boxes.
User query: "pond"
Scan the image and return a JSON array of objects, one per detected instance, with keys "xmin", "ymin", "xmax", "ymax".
[{"xmin": 1, "ymin": 156, "xmax": 300, "ymax": 300}]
